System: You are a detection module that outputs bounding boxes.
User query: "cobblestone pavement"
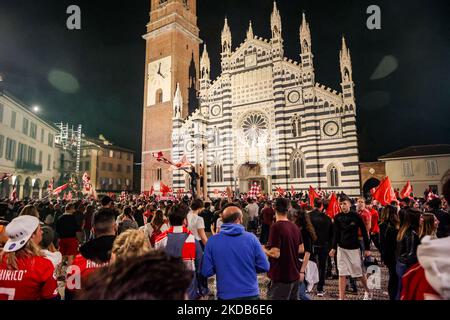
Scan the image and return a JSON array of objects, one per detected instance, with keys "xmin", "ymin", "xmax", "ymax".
[{"xmin": 207, "ymin": 249, "xmax": 389, "ymax": 301}]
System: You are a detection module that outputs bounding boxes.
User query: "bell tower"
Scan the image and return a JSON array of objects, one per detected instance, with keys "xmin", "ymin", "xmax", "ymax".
[{"xmin": 141, "ymin": 0, "xmax": 201, "ymax": 192}]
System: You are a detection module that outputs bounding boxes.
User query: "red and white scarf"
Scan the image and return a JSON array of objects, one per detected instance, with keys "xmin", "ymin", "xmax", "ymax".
[{"xmin": 154, "ymin": 226, "xmax": 196, "ymax": 271}]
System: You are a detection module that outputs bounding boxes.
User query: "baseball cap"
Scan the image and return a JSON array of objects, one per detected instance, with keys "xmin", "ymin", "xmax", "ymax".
[{"xmin": 3, "ymin": 215, "xmax": 40, "ymax": 252}]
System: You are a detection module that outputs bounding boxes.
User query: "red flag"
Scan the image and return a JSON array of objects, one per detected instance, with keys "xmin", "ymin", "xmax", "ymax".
[
  {"xmin": 373, "ymin": 176, "xmax": 397, "ymax": 206},
  {"xmin": 326, "ymin": 193, "xmax": 340, "ymax": 219},
  {"xmin": 9, "ymin": 187, "xmax": 17, "ymax": 202},
  {"xmin": 53, "ymin": 183, "xmax": 69, "ymax": 195},
  {"xmin": 290, "ymin": 185, "xmax": 296, "ymax": 196},
  {"xmin": 160, "ymin": 182, "xmax": 172, "ymax": 197},
  {"xmin": 309, "ymin": 186, "xmax": 320, "ymax": 207},
  {"xmin": 399, "ymin": 181, "xmax": 413, "ymax": 199},
  {"xmin": 275, "ymin": 186, "xmax": 285, "ymax": 197},
  {"xmin": 67, "ymin": 192, "xmax": 73, "ymax": 201}
]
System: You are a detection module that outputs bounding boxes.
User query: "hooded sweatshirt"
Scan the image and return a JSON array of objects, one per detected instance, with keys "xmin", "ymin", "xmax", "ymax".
[
  {"xmin": 201, "ymin": 223, "xmax": 269, "ymax": 300},
  {"xmin": 401, "ymin": 236, "xmax": 450, "ymax": 300}
]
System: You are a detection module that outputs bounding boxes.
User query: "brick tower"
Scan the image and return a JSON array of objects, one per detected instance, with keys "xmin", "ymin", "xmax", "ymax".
[{"xmin": 141, "ymin": 0, "xmax": 201, "ymax": 192}]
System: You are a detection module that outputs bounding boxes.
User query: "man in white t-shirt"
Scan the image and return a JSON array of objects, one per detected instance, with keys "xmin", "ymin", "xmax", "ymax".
[
  {"xmin": 245, "ymin": 198, "xmax": 259, "ymax": 233},
  {"xmin": 187, "ymin": 199, "xmax": 208, "ymax": 247}
]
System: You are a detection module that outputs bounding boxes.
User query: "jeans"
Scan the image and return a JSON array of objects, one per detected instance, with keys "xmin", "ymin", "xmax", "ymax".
[
  {"xmin": 267, "ymin": 281, "xmax": 299, "ymax": 300},
  {"xmin": 298, "ymin": 281, "xmax": 311, "ymax": 300},
  {"xmin": 385, "ymin": 261, "xmax": 398, "ymax": 300},
  {"xmin": 260, "ymin": 224, "xmax": 270, "ymax": 244},
  {"xmin": 395, "ymin": 261, "xmax": 408, "ymax": 300},
  {"xmin": 312, "ymin": 245, "xmax": 328, "ymax": 291}
]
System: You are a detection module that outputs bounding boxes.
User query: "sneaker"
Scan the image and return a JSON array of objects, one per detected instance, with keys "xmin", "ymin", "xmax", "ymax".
[
  {"xmin": 317, "ymin": 291, "xmax": 325, "ymax": 297},
  {"xmin": 363, "ymin": 291, "xmax": 372, "ymax": 300}
]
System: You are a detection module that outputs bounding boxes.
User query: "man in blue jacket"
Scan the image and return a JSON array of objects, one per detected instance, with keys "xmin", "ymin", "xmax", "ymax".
[{"xmin": 201, "ymin": 204, "xmax": 270, "ymax": 300}]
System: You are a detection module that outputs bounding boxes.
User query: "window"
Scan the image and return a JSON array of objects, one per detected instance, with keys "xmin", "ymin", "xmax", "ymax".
[
  {"xmin": 117, "ymin": 178, "xmax": 122, "ymax": 187},
  {"xmin": 426, "ymin": 160, "xmax": 438, "ymax": 176},
  {"xmin": 40, "ymin": 128, "xmax": 44, "ymax": 142},
  {"xmin": 214, "ymin": 127, "xmax": 220, "ymax": 147},
  {"xmin": 127, "ymin": 153, "xmax": 131, "ymax": 161},
  {"xmin": 47, "ymin": 154, "xmax": 51, "ymax": 170},
  {"xmin": 328, "ymin": 165, "xmax": 339, "ymax": 187},
  {"xmin": 22, "ymin": 118, "xmax": 29, "ymax": 135},
  {"xmin": 30, "ymin": 123, "xmax": 37, "ymax": 139},
  {"xmin": 291, "ymin": 115, "xmax": 301, "ymax": 138},
  {"xmin": 0, "ymin": 103, "xmax": 3, "ymax": 123},
  {"xmin": 27, "ymin": 146, "xmax": 36, "ymax": 164},
  {"xmin": 117, "ymin": 164, "xmax": 122, "ymax": 172},
  {"xmin": 212, "ymin": 164, "xmax": 224, "ymax": 183},
  {"xmin": 101, "ymin": 162, "xmax": 106, "ymax": 170},
  {"xmin": 109, "ymin": 150, "xmax": 114, "ymax": 158},
  {"xmin": 291, "ymin": 151, "xmax": 306, "ymax": 179},
  {"xmin": 0, "ymin": 135, "xmax": 4, "ymax": 158},
  {"xmin": 125, "ymin": 179, "xmax": 130, "ymax": 186},
  {"xmin": 157, "ymin": 168, "xmax": 162, "ymax": 181},
  {"xmin": 156, "ymin": 89, "xmax": 163, "ymax": 104},
  {"xmin": 38, "ymin": 151, "xmax": 42, "ymax": 165},
  {"xmin": 402, "ymin": 161, "xmax": 413, "ymax": 177},
  {"xmin": 85, "ymin": 161, "xmax": 90, "ymax": 171},
  {"xmin": 5, "ymin": 138, "xmax": 16, "ymax": 161},
  {"xmin": 48, "ymin": 133, "xmax": 54, "ymax": 147},
  {"xmin": 117, "ymin": 152, "xmax": 122, "ymax": 159},
  {"xmin": 126, "ymin": 165, "xmax": 131, "ymax": 173},
  {"xmin": 108, "ymin": 163, "xmax": 113, "ymax": 171},
  {"xmin": 10, "ymin": 111, "xmax": 16, "ymax": 129},
  {"xmin": 17, "ymin": 143, "xmax": 27, "ymax": 162}
]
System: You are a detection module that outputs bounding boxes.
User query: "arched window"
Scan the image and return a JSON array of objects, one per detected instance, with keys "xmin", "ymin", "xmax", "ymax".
[
  {"xmin": 291, "ymin": 115, "xmax": 301, "ymax": 138},
  {"xmin": 328, "ymin": 165, "xmax": 339, "ymax": 187},
  {"xmin": 212, "ymin": 164, "xmax": 223, "ymax": 183},
  {"xmin": 214, "ymin": 127, "xmax": 220, "ymax": 147},
  {"xmin": 291, "ymin": 151, "xmax": 305, "ymax": 179},
  {"xmin": 156, "ymin": 89, "xmax": 163, "ymax": 104}
]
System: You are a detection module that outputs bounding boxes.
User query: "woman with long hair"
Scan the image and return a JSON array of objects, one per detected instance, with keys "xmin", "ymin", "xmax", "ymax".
[
  {"xmin": 395, "ymin": 208, "xmax": 421, "ymax": 300},
  {"xmin": 379, "ymin": 205, "xmax": 400, "ymax": 300},
  {"xmin": 110, "ymin": 229, "xmax": 151, "ymax": 264},
  {"xmin": 18, "ymin": 205, "xmax": 40, "ymax": 218},
  {"xmin": 0, "ymin": 215, "xmax": 58, "ymax": 300},
  {"xmin": 295, "ymin": 208, "xmax": 318, "ymax": 300},
  {"xmin": 118, "ymin": 206, "xmax": 138, "ymax": 234},
  {"xmin": 419, "ymin": 213, "xmax": 438, "ymax": 240},
  {"xmin": 144, "ymin": 210, "xmax": 170, "ymax": 248}
]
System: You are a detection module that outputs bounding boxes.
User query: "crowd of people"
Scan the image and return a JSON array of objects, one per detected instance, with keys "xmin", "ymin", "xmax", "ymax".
[{"xmin": 0, "ymin": 174, "xmax": 449, "ymax": 300}]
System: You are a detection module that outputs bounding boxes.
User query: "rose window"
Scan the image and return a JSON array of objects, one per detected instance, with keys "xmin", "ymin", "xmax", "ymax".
[{"xmin": 240, "ymin": 112, "xmax": 269, "ymax": 146}]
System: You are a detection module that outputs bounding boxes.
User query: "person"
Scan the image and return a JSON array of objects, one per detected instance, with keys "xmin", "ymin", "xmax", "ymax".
[
  {"xmin": 18, "ymin": 204, "xmax": 40, "ymax": 218},
  {"xmin": 83, "ymin": 205, "xmax": 95, "ymax": 241},
  {"xmin": 154, "ymin": 203, "xmax": 207, "ymax": 300},
  {"xmin": 143, "ymin": 209, "xmax": 169, "ymax": 248},
  {"xmin": 395, "ymin": 207, "xmax": 421, "ymax": 300},
  {"xmin": 260, "ymin": 201, "xmax": 275, "ymax": 245},
  {"xmin": 110, "ymin": 229, "xmax": 151, "ymax": 264},
  {"xmin": 55, "ymin": 203, "xmax": 81, "ymax": 265},
  {"xmin": 0, "ymin": 215, "xmax": 58, "ymax": 300},
  {"xmin": 101, "ymin": 195, "xmax": 114, "ymax": 209},
  {"xmin": 189, "ymin": 166, "xmax": 199, "ymax": 199},
  {"xmin": 40, "ymin": 225, "xmax": 62, "ymax": 269},
  {"xmin": 199, "ymin": 202, "xmax": 214, "ymax": 239},
  {"xmin": 329, "ymin": 195, "xmax": 372, "ymax": 300},
  {"xmin": 117, "ymin": 206, "xmax": 138, "ymax": 234},
  {"xmin": 202, "ymin": 204, "xmax": 269, "ymax": 300},
  {"xmin": 65, "ymin": 208, "xmax": 117, "ymax": 300},
  {"xmin": 427, "ymin": 198, "xmax": 450, "ymax": 238},
  {"xmin": 187, "ymin": 199, "xmax": 208, "ymax": 248},
  {"xmin": 295, "ymin": 208, "xmax": 317, "ymax": 300},
  {"xmin": 78, "ymin": 251, "xmax": 193, "ymax": 300},
  {"xmin": 309, "ymin": 198, "xmax": 333, "ymax": 297},
  {"xmin": 245, "ymin": 198, "xmax": 259, "ymax": 233},
  {"xmin": 379, "ymin": 205, "xmax": 400, "ymax": 300},
  {"xmin": 263, "ymin": 198, "xmax": 303, "ymax": 300},
  {"xmin": 367, "ymin": 199, "xmax": 380, "ymax": 251},
  {"xmin": 419, "ymin": 213, "xmax": 438, "ymax": 240}
]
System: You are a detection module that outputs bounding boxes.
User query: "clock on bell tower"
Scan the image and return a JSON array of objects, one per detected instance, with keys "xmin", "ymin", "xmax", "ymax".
[{"xmin": 141, "ymin": 0, "xmax": 201, "ymax": 192}]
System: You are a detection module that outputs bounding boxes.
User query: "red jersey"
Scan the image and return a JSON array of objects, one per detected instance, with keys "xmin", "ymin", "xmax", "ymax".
[
  {"xmin": 0, "ymin": 255, "xmax": 57, "ymax": 300},
  {"xmin": 358, "ymin": 209, "xmax": 371, "ymax": 238},
  {"xmin": 370, "ymin": 208, "xmax": 380, "ymax": 234},
  {"xmin": 65, "ymin": 254, "xmax": 109, "ymax": 294},
  {"xmin": 401, "ymin": 263, "xmax": 440, "ymax": 300}
]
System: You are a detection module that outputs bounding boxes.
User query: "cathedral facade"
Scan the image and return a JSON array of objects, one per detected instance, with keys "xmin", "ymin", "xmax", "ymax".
[{"xmin": 142, "ymin": 0, "xmax": 361, "ymax": 197}]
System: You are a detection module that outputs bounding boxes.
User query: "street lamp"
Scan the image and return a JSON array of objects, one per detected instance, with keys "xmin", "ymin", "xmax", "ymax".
[{"xmin": 32, "ymin": 105, "xmax": 40, "ymax": 113}]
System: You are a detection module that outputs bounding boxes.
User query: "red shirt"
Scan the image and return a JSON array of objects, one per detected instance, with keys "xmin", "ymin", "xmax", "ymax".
[
  {"xmin": 65, "ymin": 254, "xmax": 109, "ymax": 294},
  {"xmin": 261, "ymin": 207, "xmax": 275, "ymax": 226},
  {"xmin": 358, "ymin": 209, "xmax": 371, "ymax": 238},
  {"xmin": 0, "ymin": 255, "xmax": 57, "ymax": 300},
  {"xmin": 401, "ymin": 263, "xmax": 440, "ymax": 300},
  {"xmin": 370, "ymin": 209, "xmax": 380, "ymax": 234}
]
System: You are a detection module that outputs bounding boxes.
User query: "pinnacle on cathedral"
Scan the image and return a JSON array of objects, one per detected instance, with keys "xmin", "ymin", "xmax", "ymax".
[
  {"xmin": 200, "ymin": 44, "xmax": 210, "ymax": 79},
  {"xmin": 246, "ymin": 21, "xmax": 254, "ymax": 40},
  {"xmin": 271, "ymin": 1, "xmax": 282, "ymax": 37},
  {"xmin": 300, "ymin": 12, "xmax": 312, "ymax": 52}
]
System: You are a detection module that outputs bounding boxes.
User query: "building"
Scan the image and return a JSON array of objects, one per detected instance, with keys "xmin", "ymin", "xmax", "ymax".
[
  {"xmin": 81, "ymin": 135, "xmax": 134, "ymax": 192},
  {"xmin": 0, "ymin": 89, "xmax": 59, "ymax": 199},
  {"xmin": 142, "ymin": 1, "xmax": 361, "ymax": 197},
  {"xmin": 359, "ymin": 162, "xmax": 386, "ymax": 197},
  {"xmin": 379, "ymin": 144, "xmax": 450, "ymax": 196}
]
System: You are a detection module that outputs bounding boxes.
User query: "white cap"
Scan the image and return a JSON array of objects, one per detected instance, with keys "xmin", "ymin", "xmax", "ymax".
[{"xmin": 3, "ymin": 216, "xmax": 40, "ymax": 252}]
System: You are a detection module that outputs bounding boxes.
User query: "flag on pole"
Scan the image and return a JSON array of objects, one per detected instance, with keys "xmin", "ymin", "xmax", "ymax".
[
  {"xmin": 309, "ymin": 186, "xmax": 320, "ymax": 207},
  {"xmin": 152, "ymin": 151, "xmax": 175, "ymax": 167},
  {"xmin": 373, "ymin": 177, "xmax": 397, "ymax": 206},
  {"xmin": 290, "ymin": 185, "xmax": 296, "ymax": 197},
  {"xmin": 9, "ymin": 187, "xmax": 17, "ymax": 202},
  {"xmin": 326, "ymin": 193, "xmax": 340, "ymax": 219},
  {"xmin": 248, "ymin": 182, "xmax": 261, "ymax": 199},
  {"xmin": 399, "ymin": 181, "xmax": 413, "ymax": 199},
  {"xmin": 169, "ymin": 154, "xmax": 192, "ymax": 171},
  {"xmin": 53, "ymin": 183, "xmax": 69, "ymax": 195},
  {"xmin": 48, "ymin": 178, "xmax": 54, "ymax": 193},
  {"xmin": 160, "ymin": 182, "xmax": 172, "ymax": 197}
]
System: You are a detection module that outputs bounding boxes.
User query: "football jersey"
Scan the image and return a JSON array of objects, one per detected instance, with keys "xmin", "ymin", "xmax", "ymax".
[
  {"xmin": 65, "ymin": 254, "xmax": 109, "ymax": 294},
  {"xmin": 0, "ymin": 255, "xmax": 57, "ymax": 300}
]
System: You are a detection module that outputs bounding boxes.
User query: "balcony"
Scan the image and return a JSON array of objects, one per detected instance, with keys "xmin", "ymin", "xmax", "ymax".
[{"xmin": 15, "ymin": 161, "xmax": 43, "ymax": 173}]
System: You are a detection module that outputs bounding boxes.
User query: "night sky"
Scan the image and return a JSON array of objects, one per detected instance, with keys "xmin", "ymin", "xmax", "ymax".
[{"xmin": 0, "ymin": 0, "xmax": 449, "ymax": 162}]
